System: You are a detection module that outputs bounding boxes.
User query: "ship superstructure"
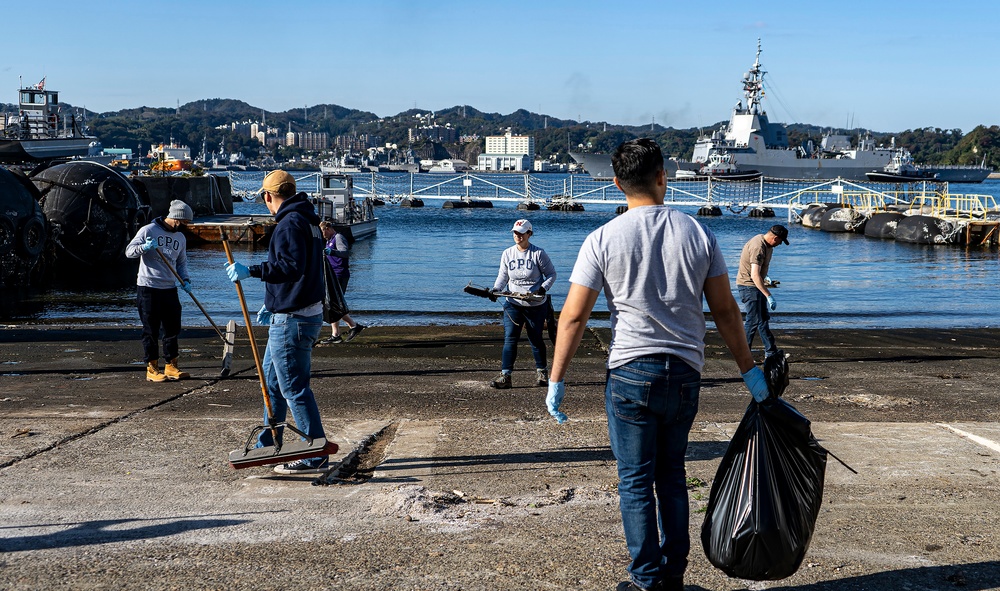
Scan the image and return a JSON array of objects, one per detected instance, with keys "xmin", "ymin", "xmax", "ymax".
[
  {"xmin": 0, "ymin": 78, "xmax": 94, "ymax": 162},
  {"xmin": 689, "ymin": 40, "xmax": 896, "ymax": 180}
]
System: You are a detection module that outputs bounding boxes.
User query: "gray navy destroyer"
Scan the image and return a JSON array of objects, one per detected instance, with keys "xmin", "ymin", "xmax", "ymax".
[{"xmin": 572, "ymin": 41, "xmax": 991, "ymax": 183}]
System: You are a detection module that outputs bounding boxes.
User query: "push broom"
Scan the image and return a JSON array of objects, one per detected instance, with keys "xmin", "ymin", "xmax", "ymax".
[{"xmin": 222, "ymin": 232, "xmax": 338, "ymax": 469}]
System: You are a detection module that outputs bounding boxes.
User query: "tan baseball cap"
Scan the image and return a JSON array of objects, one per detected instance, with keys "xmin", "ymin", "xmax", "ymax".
[{"xmin": 258, "ymin": 170, "xmax": 296, "ymax": 196}]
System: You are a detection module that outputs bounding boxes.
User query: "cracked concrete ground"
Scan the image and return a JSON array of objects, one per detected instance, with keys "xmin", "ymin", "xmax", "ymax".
[{"xmin": 1, "ymin": 325, "xmax": 999, "ymax": 590}]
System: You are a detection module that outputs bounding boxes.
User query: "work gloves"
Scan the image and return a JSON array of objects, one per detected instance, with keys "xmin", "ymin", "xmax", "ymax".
[
  {"xmin": 180, "ymin": 281, "xmax": 193, "ymax": 294},
  {"xmin": 546, "ymin": 380, "xmax": 568, "ymax": 424},
  {"xmin": 256, "ymin": 305, "xmax": 272, "ymax": 326},
  {"xmin": 766, "ymin": 295, "xmax": 777, "ymax": 311},
  {"xmin": 226, "ymin": 262, "xmax": 251, "ymax": 282},
  {"xmin": 142, "ymin": 237, "xmax": 158, "ymax": 252},
  {"xmin": 741, "ymin": 366, "xmax": 772, "ymax": 403},
  {"xmin": 487, "ymin": 288, "xmax": 499, "ymax": 302}
]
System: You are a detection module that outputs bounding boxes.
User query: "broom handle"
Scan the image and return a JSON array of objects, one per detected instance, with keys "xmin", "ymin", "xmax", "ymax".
[
  {"xmin": 154, "ymin": 249, "xmax": 229, "ymax": 344},
  {"xmin": 221, "ymin": 235, "xmax": 277, "ymax": 426}
]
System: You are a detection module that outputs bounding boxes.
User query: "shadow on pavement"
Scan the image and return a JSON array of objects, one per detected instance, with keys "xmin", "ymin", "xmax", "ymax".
[
  {"xmin": 766, "ymin": 561, "xmax": 1000, "ymax": 590},
  {"xmin": 0, "ymin": 513, "xmax": 267, "ymax": 552},
  {"xmin": 375, "ymin": 441, "xmax": 728, "ymax": 475}
]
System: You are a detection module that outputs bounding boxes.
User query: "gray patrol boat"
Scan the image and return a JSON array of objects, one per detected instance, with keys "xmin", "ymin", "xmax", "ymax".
[{"xmin": 572, "ymin": 41, "xmax": 991, "ymax": 183}]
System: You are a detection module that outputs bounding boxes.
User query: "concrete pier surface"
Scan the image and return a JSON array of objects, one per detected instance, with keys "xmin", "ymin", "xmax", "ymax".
[{"xmin": 1, "ymin": 325, "xmax": 999, "ymax": 590}]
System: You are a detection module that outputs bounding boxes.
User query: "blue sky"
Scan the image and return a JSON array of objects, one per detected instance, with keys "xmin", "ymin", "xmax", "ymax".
[{"xmin": 2, "ymin": 0, "xmax": 996, "ymax": 133}]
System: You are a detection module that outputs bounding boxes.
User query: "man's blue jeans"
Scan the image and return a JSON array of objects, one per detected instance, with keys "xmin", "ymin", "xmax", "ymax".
[
  {"xmin": 256, "ymin": 312, "xmax": 327, "ymax": 465},
  {"xmin": 500, "ymin": 300, "xmax": 547, "ymax": 372},
  {"xmin": 738, "ymin": 284, "xmax": 776, "ymax": 358},
  {"xmin": 606, "ymin": 354, "xmax": 700, "ymax": 588}
]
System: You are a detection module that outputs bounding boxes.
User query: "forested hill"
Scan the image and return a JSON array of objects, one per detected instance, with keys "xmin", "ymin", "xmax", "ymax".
[{"xmin": 3, "ymin": 97, "xmax": 996, "ymax": 168}]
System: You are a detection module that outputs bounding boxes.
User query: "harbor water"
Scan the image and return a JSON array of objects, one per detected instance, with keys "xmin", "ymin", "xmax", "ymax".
[{"xmin": 8, "ymin": 177, "xmax": 1000, "ymax": 330}]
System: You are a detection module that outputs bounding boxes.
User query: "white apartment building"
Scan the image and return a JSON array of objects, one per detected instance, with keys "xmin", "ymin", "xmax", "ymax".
[{"xmin": 485, "ymin": 130, "xmax": 535, "ymax": 156}]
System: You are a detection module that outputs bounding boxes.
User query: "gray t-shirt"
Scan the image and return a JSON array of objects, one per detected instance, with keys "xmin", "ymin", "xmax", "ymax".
[{"xmin": 568, "ymin": 205, "xmax": 727, "ymax": 372}]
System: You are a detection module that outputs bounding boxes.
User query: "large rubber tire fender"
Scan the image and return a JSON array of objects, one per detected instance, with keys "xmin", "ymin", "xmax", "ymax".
[
  {"xmin": 18, "ymin": 215, "xmax": 46, "ymax": 258},
  {"xmin": 98, "ymin": 178, "xmax": 129, "ymax": 208},
  {"xmin": 0, "ymin": 215, "xmax": 15, "ymax": 256}
]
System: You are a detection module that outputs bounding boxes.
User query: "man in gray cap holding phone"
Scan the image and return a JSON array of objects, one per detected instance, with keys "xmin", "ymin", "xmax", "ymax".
[{"xmin": 736, "ymin": 224, "xmax": 789, "ymax": 361}]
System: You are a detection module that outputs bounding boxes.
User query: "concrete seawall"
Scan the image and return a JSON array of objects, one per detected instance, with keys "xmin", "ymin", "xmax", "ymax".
[{"xmin": 135, "ymin": 175, "xmax": 233, "ymax": 218}]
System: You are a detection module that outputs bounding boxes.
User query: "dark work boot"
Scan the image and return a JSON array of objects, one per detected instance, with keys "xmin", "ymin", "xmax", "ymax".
[{"xmin": 490, "ymin": 372, "xmax": 512, "ymax": 389}]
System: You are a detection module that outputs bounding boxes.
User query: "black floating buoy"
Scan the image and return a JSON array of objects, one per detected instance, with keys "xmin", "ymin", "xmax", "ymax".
[
  {"xmin": 748, "ymin": 207, "xmax": 775, "ymax": 218},
  {"xmin": 696, "ymin": 205, "xmax": 722, "ymax": 216},
  {"xmin": 819, "ymin": 207, "xmax": 868, "ymax": 233},
  {"xmin": 548, "ymin": 202, "xmax": 585, "ymax": 212},
  {"xmin": 442, "ymin": 200, "xmax": 493, "ymax": 209},
  {"xmin": 864, "ymin": 212, "xmax": 906, "ymax": 239},
  {"xmin": 517, "ymin": 201, "xmax": 541, "ymax": 211},
  {"xmin": 615, "ymin": 205, "xmax": 629, "ymax": 215},
  {"xmin": 800, "ymin": 204, "xmax": 828, "ymax": 228},
  {"xmin": 400, "ymin": 198, "xmax": 424, "ymax": 208},
  {"xmin": 371, "ymin": 198, "xmax": 385, "ymax": 206},
  {"xmin": 895, "ymin": 215, "xmax": 959, "ymax": 245}
]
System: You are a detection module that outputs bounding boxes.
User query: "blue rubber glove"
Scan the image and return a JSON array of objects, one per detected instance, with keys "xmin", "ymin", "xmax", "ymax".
[
  {"xmin": 141, "ymin": 237, "xmax": 158, "ymax": 252},
  {"xmin": 256, "ymin": 304, "xmax": 272, "ymax": 326},
  {"xmin": 323, "ymin": 247, "xmax": 332, "ymax": 255},
  {"xmin": 765, "ymin": 276, "xmax": 771, "ymax": 284},
  {"xmin": 741, "ymin": 366, "xmax": 771, "ymax": 403},
  {"xmin": 180, "ymin": 281, "xmax": 192, "ymax": 294},
  {"xmin": 226, "ymin": 262, "xmax": 250, "ymax": 283},
  {"xmin": 546, "ymin": 380, "xmax": 568, "ymax": 423},
  {"xmin": 766, "ymin": 295, "xmax": 777, "ymax": 311}
]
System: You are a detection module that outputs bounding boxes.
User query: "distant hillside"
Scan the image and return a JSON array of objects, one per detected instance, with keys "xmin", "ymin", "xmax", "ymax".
[{"xmin": 3, "ymin": 97, "xmax": 992, "ymax": 168}]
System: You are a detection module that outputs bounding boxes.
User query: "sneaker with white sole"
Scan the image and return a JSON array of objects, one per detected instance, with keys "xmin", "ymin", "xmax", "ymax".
[
  {"xmin": 536, "ymin": 368, "xmax": 548, "ymax": 387},
  {"xmin": 273, "ymin": 457, "xmax": 329, "ymax": 474}
]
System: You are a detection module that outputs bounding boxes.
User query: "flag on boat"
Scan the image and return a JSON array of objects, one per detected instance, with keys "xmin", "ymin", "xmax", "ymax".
[{"xmin": 36, "ymin": 77, "xmax": 45, "ymax": 91}]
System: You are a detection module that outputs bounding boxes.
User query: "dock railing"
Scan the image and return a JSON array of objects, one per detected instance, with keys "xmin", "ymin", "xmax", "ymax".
[
  {"xmin": 904, "ymin": 193, "xmax": 999, "ymax": 219},
  {"xmin": 225, "ymin": 171, "xmax": 998, "ymax": 221}
]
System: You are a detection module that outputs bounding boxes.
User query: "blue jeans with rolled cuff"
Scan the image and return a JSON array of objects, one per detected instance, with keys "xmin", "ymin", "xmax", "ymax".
[
  {"xmin": 605, "ymin": 354, "xmax": 701, "ymax": 589},
  {"xmin": 255, "ymin": 312, "xmax": 328, "ymax": 466},
  {"xmin": 738, "ymin": 284, "xmax": 777, "ymax": 359},
  {"xmin": 500, "ymin": 300, "xmax": 548, "ymax": 373}
]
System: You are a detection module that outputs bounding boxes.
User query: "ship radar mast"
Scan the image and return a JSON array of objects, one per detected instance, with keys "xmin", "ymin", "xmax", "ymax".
[{"xmin": 743, "ymin": 38, "xmax": 766, "ymax": 116}]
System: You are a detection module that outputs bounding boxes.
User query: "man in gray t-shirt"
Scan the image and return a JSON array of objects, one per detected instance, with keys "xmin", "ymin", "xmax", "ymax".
[{"xmin": 546, "ymin": 139, "xmax": 770, "ymax": 591}]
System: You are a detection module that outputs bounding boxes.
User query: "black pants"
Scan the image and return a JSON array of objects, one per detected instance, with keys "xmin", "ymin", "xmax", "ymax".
[{"xmin": 137, "ymin": 286, "xmax": 181, "ymax": 363}]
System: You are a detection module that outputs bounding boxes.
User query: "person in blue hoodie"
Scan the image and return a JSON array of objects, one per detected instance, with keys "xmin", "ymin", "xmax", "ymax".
[{"xmin": 225, "ymin": 170, "xmax": 330, "ymax": 474}]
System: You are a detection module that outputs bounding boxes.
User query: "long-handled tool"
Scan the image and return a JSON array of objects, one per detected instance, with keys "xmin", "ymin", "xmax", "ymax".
[
  {"xmin": 154, "ymin": 249, "xmax": 233, "ymax": 377},
  {"xmin": 221, "ymin": 232, "xmax": 337, "ymax": 469},
  {"xmin": 155, "ymin": 249, "xmax": 231, "ymax": 345},
  {"xmin": 463, "ymin": 282, "xmax": 547, "ymax": 303}
]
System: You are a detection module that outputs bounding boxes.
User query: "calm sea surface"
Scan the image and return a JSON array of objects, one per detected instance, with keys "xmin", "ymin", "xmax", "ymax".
[{"xmin": 11, "ymin": 177, "xmax": 1000, "ymax": 330}]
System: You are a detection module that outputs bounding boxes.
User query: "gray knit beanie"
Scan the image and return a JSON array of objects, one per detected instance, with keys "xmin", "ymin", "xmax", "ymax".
[{"xmin": 167, "ymin": 200, "xmax": 193, "ymax": 221}]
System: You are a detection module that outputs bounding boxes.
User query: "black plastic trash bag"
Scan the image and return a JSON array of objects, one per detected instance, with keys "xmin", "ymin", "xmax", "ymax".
[
  {"xmin": 701, "ymin": 351, "xmax": 828, "ymax": 581},
  {"xmin": 322, "ymin": 260, "xmax": 349, "ymax": 324}
]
